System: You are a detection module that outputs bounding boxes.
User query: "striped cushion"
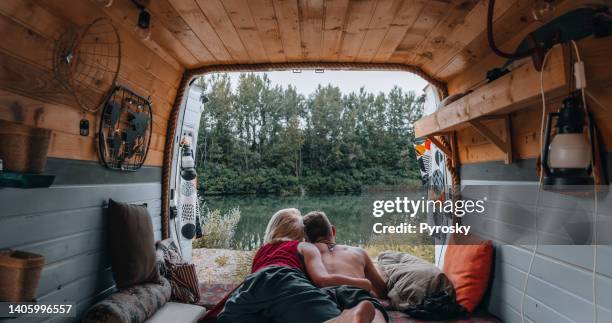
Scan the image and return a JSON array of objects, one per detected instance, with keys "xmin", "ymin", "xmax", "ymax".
[{"xmin": 168, "ymin": 263, "xmax": 200, "ymax": 304}]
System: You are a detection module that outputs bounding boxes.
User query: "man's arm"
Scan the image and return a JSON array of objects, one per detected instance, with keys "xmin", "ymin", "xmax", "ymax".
[
  {"xmin": 360, "ymin": 249, "xmax": 388, "ymax": 298},
  {"xmin": 299, "ymin": 242, "xmax": 372, "ymax": 291}
]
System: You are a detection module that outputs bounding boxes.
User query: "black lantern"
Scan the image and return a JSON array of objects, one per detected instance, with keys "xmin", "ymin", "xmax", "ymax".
[
  {"xmin": 541, "ymin": 93, "xmax": 594, "ymax": 189},
  {"xmin": 180, "ymin": 143, "xmax": 197, "ymax": 181}
]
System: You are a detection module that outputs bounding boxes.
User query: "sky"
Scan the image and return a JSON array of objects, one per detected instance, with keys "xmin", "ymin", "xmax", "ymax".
[{"xmin": 219, "ymin": 70, "xmax": 429, "ymax": 96}]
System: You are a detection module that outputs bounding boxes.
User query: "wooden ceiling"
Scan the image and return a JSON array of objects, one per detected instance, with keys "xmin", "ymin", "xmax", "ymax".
[
  {"xmin": 91, "ymin": 0, "xmax": 539, "ymax": 81},
  {"xmin": 41, "ymin": 0, "xmax": 607, "ymax": 84}
]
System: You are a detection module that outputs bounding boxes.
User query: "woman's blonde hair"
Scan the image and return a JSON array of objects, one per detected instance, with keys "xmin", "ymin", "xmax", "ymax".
[{"xmin": 264, "ymin": 208, "xmax": 304, "ymax": 244}]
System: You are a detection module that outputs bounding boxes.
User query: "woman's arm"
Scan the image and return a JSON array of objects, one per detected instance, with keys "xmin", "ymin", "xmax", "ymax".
[{"xmin": 299, "ymin": 242, "xmax": 372, "ymax": 291}]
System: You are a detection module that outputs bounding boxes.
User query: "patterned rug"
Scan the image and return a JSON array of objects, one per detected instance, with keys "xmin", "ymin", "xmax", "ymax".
[
  {"xmin": 198, "ymin": 283, "xmax": 238, "ymax": 309},
  {"xmin": 198, "ymin": 283, "xmax": 501, "ymax": 323}
]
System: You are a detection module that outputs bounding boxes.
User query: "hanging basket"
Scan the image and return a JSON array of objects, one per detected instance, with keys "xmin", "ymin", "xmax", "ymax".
[
  {"xmin": 0, "ymin": 250, "xmax": 45, "ymax": 302},
  {"xmin": 0, "ymin": 120, "xmax": 51, "ymax": 174}
]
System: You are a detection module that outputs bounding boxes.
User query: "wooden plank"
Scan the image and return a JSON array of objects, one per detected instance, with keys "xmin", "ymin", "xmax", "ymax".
[
  {"xmin": 337, "ymin": 0, "xmax": 377, "ymax": 61},
  {"xmin": 298, "ymin": 0, "xmax": 324, "ymax": 61},
  {"xmin": 321, "ymin": 0, "xmax": 349, "ymax": 60},
  {"xmin": 406, "ymin": 0, "xmax": 480, "ymax": 68},
  {"xmin": 443, "ymin": 0, "xmax": 598, "ymax": 92},
  {"xmin": 222, "ymin": 0, "xmax": 269, "ymax": 62},
  {"xmin": 0, "ymin": 17, "xmax": 174, "ymax": 120},
  {"xmin": 427, "ymin": 135, "xmax": 451, "ymax": 157},
  {"xmin": 147, "ymin": 0, "xmax": 216, "ymax": 65},
  {"xmin": 248, "ymin": 0, "xmax": 286, "ymax": 61},
  {"xmin": 0, "ymin": 4, "xmax": 178, "ymax": 116},
  {"xmin": 372, "ymin": 0, "xmax": 427, "ymax": 62},
  {"xmin": 0, "ymin": 11, "xmax": 177, "ymax": 111},
  {"xmin": 196, "ymin": 0, "xmax": 251, "ymax": 62},
  {"xmin": 419, "ymin": 0, "xmax": 520, "ymax": 77},
  {"xmin": 0, "ymin": 89, "xmax": 167, "ymax": 139},
  {"xmin": 169, "ymin": 0, "xmax": 233, "ymax": 62},
  {"xmin": 0, "ymin": 0, "xmax": 68, "ymax": 40},
  {"xmin": 356, "ymin": 0, "xmax": 404, "ymax": 62},
  {"xmin": 273, "ymin": 0, "xmax": 302, "ymax": 60},
  {"xmin": 35, "ymin": 0, "xmax": 182, "ymax": 85},
  {"xmin": 47, "ymin": 130, "xmax": 163, "ymax": 165},
  {"xmin": 387, "ymin": 0, "xmax": 449, "ymax": 63},
  {"xmin": 469, "ymin": 116, "xmax": 512, "ymax": 164},
  {"xmin": 414, "ymin": 45, "xmax": 567, "ymax": 138},
  {"xmin": 92, "ymin": 0, "xmax": 198, "ymax": 67},
  {"xmin": 0, "ymin": 52, "xmax": 164, "ymax": 164},
  {"xmin": 37, "ymin": 0, "xmax": 182, "ymax": 71}
]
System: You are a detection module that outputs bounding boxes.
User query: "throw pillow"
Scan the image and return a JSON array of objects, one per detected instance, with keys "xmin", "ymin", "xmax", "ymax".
[
  {"xmin": 443, "ymin": 235, "xmax": 493, "ymax": 313},
  {"xmin": 108, "ymin": 199, "xmax": 160, "ymax": 289}
]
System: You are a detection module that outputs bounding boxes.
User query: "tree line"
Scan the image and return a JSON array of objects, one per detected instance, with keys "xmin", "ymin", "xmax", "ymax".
[{"xmin": 195, "ymin": 73, "xmax": 424, "ymax": 195}]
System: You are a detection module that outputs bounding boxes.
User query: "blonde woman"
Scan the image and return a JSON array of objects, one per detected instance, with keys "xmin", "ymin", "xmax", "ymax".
[{"xmin": 202, "ymin": 208, "xmax": 386, "ymax": 323}]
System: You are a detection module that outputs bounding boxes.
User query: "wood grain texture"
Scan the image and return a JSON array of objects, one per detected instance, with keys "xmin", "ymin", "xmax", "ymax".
[
  {"xmin": 414, "ymin": 45, "xmax": 567, "ymax": 138},
  {"xmin": 299, "ymin": 0, "xmax": 324, "ymax": 60},
  {"xmin": 170, "ymin": 0, "xmax": 233, "ymax": 62},
  {"xmin": 322, "ymin": 0, "xmax": 350, "ymax": 60},
  {"xmin": 273, "ymin": 0, "xmax": 302, "ymax": 60},
  {"xmin": 248, "ymin": 0, "xmax": 286, "ymax": 61},
  {"xmin": 338, "ymin": 0, "xmax": 377, "ymax": 61},
  {"xmin": 196, "ymin": 0, "xmax": 251, "ymax": 62},
  {"xmin": 222, "ymin": 0, "xmax": 269, "ymax": 61},
  {"xmin": 0, "ymin": 1, "xmax": 182, "ymax": 166}
]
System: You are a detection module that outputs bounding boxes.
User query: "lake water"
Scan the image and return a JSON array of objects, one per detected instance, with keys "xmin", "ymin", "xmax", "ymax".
[{"xmin": 201, "ymin": 189, "xmax": 434, "ymax": 250}]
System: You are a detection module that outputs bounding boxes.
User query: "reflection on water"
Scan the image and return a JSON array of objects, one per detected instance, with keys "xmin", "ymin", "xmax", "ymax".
[{"xmin": 201, "ymin": 190, "xmax": 433, "ymax": 251}]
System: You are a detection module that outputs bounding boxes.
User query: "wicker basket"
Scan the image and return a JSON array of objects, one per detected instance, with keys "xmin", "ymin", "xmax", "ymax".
[
  {"xmin": 0, "ymin": 250, "xmax": 45, "ymax": 302},
  {"xmin": 0, "ymin": 120, "xmax": 51, "ymax": 174}
]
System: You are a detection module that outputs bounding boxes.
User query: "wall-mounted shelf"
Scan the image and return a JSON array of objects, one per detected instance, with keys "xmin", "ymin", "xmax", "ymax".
[
  {"xmin": 414, "ymin": 45, "xmax": 568, "ymax": 139},
  {"xmin": 0, "ymin": 172, "xmax": 55, "ymax": 189}
]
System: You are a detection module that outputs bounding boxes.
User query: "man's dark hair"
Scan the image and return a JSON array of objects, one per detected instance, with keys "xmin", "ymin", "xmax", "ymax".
[{"xmin": 303, "ymin": 211, "xmax": 333, "ymax": 242}]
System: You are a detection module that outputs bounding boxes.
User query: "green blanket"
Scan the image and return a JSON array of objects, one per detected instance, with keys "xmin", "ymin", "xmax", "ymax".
[{"xmin": 218, "ymin": 266, "xmax": 388, "ymax": 323}]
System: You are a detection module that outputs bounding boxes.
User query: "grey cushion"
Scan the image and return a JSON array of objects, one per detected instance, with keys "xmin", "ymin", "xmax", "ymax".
[
  {"xmin": 145, "ymin": 302, "xmax": 206, "ymax": 323},
  {"xmin": 377, "ymin": 251, "xmax": 455, "ymax": 310}
]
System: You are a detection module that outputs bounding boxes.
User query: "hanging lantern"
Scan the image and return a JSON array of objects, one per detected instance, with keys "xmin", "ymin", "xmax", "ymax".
[
  {"xmin": 180, "ymin": 143, "xmax": 197, "ymax": 181},
  {"xmin": 541, "ymin": 93, "xmax": 594, "ymax": 189}
]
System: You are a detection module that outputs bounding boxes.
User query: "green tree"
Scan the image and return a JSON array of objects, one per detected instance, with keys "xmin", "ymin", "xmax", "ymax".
[{"xmin": 196, "ymin": 73, "xmax": 424, "ymax": 195}]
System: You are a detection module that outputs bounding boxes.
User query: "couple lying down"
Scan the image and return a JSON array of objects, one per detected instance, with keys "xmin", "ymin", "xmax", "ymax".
[{"xmin": 201, "ymin": 208, "xmax": 389, "ymax": 323}]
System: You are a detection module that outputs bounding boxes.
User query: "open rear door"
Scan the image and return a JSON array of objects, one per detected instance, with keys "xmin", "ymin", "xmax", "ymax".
[{"xmin": 169, "ymin": 82, "xmax": 206, "ymax": 261}]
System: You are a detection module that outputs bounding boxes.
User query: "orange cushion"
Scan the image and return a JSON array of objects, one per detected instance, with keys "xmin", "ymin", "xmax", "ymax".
[{"xmin": 443, "ymin": 238, "xmax": 493, "ymax": 313}]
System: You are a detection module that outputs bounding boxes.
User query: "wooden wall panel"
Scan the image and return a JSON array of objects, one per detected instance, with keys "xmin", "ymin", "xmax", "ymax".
[{"xmin": 0, "ymin": 0, "xmax": 183, "ymax": 167}]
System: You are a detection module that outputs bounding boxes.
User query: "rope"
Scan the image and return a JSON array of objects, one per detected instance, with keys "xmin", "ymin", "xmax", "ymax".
[
  {"xmin": 188, "ymin": 62, "xmax": 448, "ymax": 97},
  {"xmin": 437, "ymin": 135, "xmax": 461, "ymax": 211},
  {"xmin": 161, "ymin": 73, "xmax": 194, "ymax": 239},
  {"xmin": 161, "ymin": 62, "xmax": 449, "ymax": 238}
]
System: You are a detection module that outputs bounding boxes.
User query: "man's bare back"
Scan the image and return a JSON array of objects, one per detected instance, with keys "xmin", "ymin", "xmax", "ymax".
[{"xmin": 313, "ymin": 243, "xmax": 387, "ymax": 298}]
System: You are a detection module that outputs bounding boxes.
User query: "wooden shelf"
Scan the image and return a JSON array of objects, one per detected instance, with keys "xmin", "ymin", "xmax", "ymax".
[
  {"xmin": 0, "ymin": 171, "xmax": 55, "ymax": 189},
  {"xmin": 414, "ymin": 45, "xmax": 569, "ymax": 138}
]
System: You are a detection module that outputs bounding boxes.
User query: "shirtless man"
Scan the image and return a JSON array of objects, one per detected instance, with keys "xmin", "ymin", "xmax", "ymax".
[{"xmin": 304, "ymin": 211, "xmax": 388, "ymax": 323}]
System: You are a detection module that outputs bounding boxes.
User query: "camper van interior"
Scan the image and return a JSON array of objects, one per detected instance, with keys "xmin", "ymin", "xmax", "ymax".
[{"xmin": 0, "ymin": 0, "xmax": 611, "ymax": 322}]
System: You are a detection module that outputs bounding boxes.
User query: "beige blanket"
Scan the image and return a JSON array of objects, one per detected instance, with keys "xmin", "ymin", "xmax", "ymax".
[{"xmin": 377, "ymin": 251, "xmax": 455, "ymax": 310}]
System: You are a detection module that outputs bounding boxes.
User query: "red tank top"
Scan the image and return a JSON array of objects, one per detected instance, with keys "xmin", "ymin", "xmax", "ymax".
[{"xmin": 251, "ymin": 240, "xmax": 305, "ymax": 273}]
